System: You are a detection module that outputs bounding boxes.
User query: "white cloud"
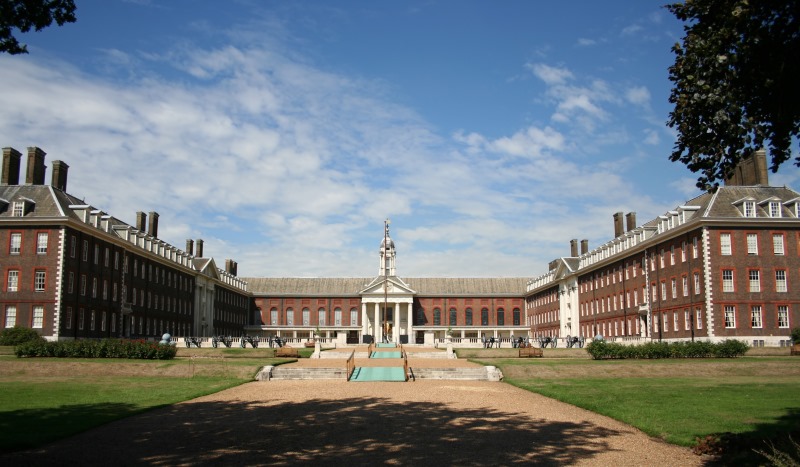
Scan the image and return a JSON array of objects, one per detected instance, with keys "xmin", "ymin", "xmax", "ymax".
[
  {"xmin": 625, "ymin": 86, "xmax": 651, "ymax": 107},
  {"xmin": 527, "ymin": 63, "xmax": 573, "ymax": 86}
]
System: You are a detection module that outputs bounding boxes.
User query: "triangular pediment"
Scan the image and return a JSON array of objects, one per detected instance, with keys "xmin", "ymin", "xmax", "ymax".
[
  {"xmin": 359, "ymin": 275, "xmax": 416, "ymax": 296},
  {"xmin": 193, "ymin": 257, "xmax": 220, "ymax": 280},
  {"xmin": 552, "ymin": 258, "xmax": 579, "ymax": 281}
]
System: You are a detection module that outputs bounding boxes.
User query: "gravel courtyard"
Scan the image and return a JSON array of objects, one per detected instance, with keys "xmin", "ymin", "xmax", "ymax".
[{"xmin": 0, "ymin": 378, "xmax": 702, "ymax": 466}]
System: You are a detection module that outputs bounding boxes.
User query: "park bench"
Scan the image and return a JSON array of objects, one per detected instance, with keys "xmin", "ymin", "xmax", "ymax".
[
  {"xmin": 518, "ymin": 347, "xmax": 543, "ymax": 358},
  {"xmin": 275, "ymin": 347, "xmax": 299, "ymax": 358}
]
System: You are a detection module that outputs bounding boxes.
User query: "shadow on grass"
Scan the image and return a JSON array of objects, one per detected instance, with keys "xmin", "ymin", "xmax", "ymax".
[
  {"xmin": 700, "ymin": 407, "xmax": 800, "ymax": 465},
  {"xmin": 0, "ymin": 402, "xmax": 146, "ymax": 453},
  {"xmin": 0, "ymin": 394, "xmax": 626, "ymax": 465}
]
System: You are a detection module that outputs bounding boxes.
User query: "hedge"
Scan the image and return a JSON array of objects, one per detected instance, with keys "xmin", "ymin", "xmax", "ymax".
[
  {"xmin": 585, "ymin": 339, "xmax": 748, "ymax": 360},
  {"xmin": 0, "ymin": 326, "xmax": 45, "ymax": 346},
  {"xmin": 14, "ymin": 339, "xmax": 177, "ymax": 360}
]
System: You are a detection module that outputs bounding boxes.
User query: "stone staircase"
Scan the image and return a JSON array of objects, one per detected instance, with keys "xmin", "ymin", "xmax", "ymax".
[
  {"xmin": 258, "ymin": 365, "xmax": 503, "ymax": 381},
  {"xmin": 408, "ymin": 366, "xmax": 502, "ymax": 381},
  {"xmin": 257, "ymin": 366, "xmax": 348, "ymax": 381}
]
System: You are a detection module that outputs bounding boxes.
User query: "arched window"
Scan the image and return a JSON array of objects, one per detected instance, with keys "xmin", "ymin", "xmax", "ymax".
[
  {"xmin": 302, "ymin": 308, "xmax": 310, "ymax": 326},
  {"xmin": 350, "ymin": 308, "xmax": 358, "ymax": 326},
  {"xmin": 481, "ymin": 308, "xmax": 489, "ymax": 325},
  {"xmin": 334, "ymin": 308, "xmax": 342, "ymax": 326},
  {"xmin": 449, "ymin": 308, "xmax": 457, "ymax": 326},
  {"xmin": 433, "ymin": 308, "xmax": 441, "ymax": 325},
  {"xmin": 465, "ymin": 308, "xmax": 473, "ymax": 325},
  {"xmin": 286, "ymin": 308, "xmax": 294, "ymax": 326},
  {"xmin": 270, "ymin": 308, "xmax": 278, "ymax": 325},
  {"xmin": 513, "ymin": 308, "xmax": 520, "ymax": 326},
  {"xmin": 318, "ymin": 308, "xmax": 326, "ymax": 326},
  {"xmin": 497, "ymin": 308, "xmax": 505, "ymax": 326},
  {"xmin": 415, "ymin": 307, "xmax": 426, "ymax": 325}
]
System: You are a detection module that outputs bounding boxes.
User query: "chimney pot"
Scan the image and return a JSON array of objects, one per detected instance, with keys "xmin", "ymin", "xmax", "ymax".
[
  {"xmin": 135, "ymin": 211, "xmax": 146, "ymax": 232},
  {"xmin": 625, "ymin": 212, "xmax": 637, "ymax": 232},
  {"xmin": 613, "ymin": 212, "xmax": 624, "ymax": 238},
  {"xmin": 25, "ymin": 147, "xmax": 47, "ymax": 185},
  {"xmin": 148, "ymin": 211, "xmax": 159, "ymax": 238},
  {"xmin": 51, "ymin": 160, "xmax": 69, "ymax": 191},
  {"xmin": 2, "ymin": 147, "xmax": 22, "ymax": 185}
]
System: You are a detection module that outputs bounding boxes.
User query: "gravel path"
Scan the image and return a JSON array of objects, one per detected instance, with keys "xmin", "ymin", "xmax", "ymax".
[{"xmin": 1, "ymin": 379, "xmax": 702, "ymax": 466}]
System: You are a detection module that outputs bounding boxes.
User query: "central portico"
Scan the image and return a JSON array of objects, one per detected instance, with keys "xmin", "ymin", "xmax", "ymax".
[{"xmin": 359, "ymin": 220, "xmax": 417, "ymax": 343}]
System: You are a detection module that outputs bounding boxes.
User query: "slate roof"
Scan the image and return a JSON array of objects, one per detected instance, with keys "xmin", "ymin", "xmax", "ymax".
[{"xmin": 243, "ymin": 276, "xmax": 529, "ymax": 296}]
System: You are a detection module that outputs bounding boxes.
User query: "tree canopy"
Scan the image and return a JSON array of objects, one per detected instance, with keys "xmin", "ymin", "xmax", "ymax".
[
  {"xmin": 666, "ymin": 0, "xmax": 800, "ymax": 190},
  {"xmin": 0, "ymin": 0, "xmax": 76, "ymax": 55}
]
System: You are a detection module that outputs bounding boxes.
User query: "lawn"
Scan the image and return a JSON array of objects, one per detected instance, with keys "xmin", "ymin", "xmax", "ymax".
[
  {"xmin": 0, "ymin": 347, "xmax": 295, "ymax": 452},
  {"xmin": 474, "ymin": 355, "xmax": 800, "ymax": 463}
]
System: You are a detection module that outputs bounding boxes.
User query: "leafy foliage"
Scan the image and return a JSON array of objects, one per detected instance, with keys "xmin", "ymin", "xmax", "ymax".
[
  {"xmin": 0, "ymin": 0, "xmax": 77, "ymax": 54},
  {"xmin": 791, "ymin": 328, "xmax": 800, "ymax": 345},
  {"xmin": 15, "ymin": 339, "xmax": 178, "ymax": 360},
  {"xmin": 0, "ymin": 325, "xmax": 45, "ymax": 345},
  {"xmin": 755, "ymin": 436, "xmax": 800, "ymax": 467},
  {"xmin": 666, "ymin": 0, "xmax": 800, "ymax": 190},
  {"xmin": 585, "ymin": 339, "xmax": 748, "ymax": 359}
]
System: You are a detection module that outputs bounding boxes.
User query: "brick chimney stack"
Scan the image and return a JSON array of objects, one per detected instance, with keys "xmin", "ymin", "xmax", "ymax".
[
  {"xmin": 2, "ymin": 147, "xmax": 22, "ymax": 185},
  {"xmin": 135, "ymin": 211, "xmax": 146, "ymax": 231},
  {"xmin": 196, "ymin": 239, "xmax": 204, "ymax": 258},
  {"xmin": 570, "ymin": 239, "xmax": 578, "ymax": 257},
  {"xmin": 25, "ymin": 147, "xmax": 47, "ymax": 185},
  {"xmin": 625, "ymin": 212, "xmax": 637, "ymax": 232},
  {"xmin": 724, "ymin": 149, "xmax": 769, "ymax": 186},
  {"xmin": 147, "ymin": 211, "xmax": 159, "ymax": 238},
  {"xmin": 51, "ymin": 160, "xmax": 69, "ymax": 191},
  {"xmin": 186, "ymin": 239, "xmax": 194, "ymax": 256},
  {"xmin": 580, "ymin": 239, "xmax": 589, "ymax": 255},
  {"xmin": 613, "ymin": 212, "xmax": 624, "ymax": 238}
]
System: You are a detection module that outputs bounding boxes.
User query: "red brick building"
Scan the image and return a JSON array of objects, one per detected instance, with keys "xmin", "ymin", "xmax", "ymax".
[
  {"xmin": 244, "ymin": 222, "xmax": 529, "ymax": 346},
  {"xmin": 526, "ymin": 152, "xmax": 800, "ymax": 347},
  {"xmin": 0, "ymin": 146, "xmax": 249, "ymax": 341}
]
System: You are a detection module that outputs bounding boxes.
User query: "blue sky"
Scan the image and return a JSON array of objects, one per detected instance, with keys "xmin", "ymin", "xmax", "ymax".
[{"xmin": 1, "ymin": 0, "xmax": 797, "ymax": 278}]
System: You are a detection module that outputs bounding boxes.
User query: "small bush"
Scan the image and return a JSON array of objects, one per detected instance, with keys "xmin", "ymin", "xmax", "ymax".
[
  {"xmin": 586, "ymin": 339, "xmax": 748, "ymax": 360},
  {"xmin": 0, "ymin": 326, "xmax": 44, "ymax": 346},
  {"xmin": 15, "ymin": 339, "xmax": 177, "ymax": 360},
  {"xmin": 791, "ymin": 328, "xmax": 800, "ymax": 345}
]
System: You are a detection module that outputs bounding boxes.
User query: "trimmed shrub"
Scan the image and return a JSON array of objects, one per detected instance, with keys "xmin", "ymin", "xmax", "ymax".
[
  {"xmin": 0, "ymin": 326, "xmax": 44, "ymax": 346},
  {"xmin": 586, "ymin": 339, "xmax": 748, "ymax": 360},
  {"xmin": 791, "ymin": 327, "xmax": 800, "ymax": 345},
  {"xmin": 15, "ymin": 339, "xmax": 177, "ymax": 360}
]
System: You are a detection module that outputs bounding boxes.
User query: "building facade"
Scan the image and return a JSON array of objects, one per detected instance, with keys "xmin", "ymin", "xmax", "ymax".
[
  {"xmin": 526, "ymin": 153, "xmax": 800, "ymax": 347},
  {"xmin": 0, "ymin": 146, "xmax": 249, "ymax": 341},
  {"xmin": 245, "ymin": 222, "xmax": 529, "ymax": 346},
  {"xmin": 2, "ymin": 146, "xmax": 797, "ymax": 347}
]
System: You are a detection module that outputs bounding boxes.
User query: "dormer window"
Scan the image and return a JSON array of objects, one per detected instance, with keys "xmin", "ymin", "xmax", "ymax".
[
  {"xmin": 743, "ymin": 201, "xmax": 756, "ymax": 217},
  {"xmin": 769, "ymin": 201, "xmax": 782, "ymax": 218},
  {"xmin": 12, "ymin": 201, "xmax": 24, "ymax": 216}
]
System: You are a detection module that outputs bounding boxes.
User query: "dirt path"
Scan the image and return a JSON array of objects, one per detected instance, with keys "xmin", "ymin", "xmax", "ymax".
[{"xmin": 1, "ymin": 379, "xmax": 703, "ymax": 466}]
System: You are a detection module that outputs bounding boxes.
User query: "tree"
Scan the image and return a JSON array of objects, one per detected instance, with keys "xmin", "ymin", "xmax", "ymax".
[
  {"xmin": 0, "ymin": 0, "xmax": 76, "ymax": 55},
  {"xmin": 666, "ymin": 0, "xmax": 800, "ymax": 190}
]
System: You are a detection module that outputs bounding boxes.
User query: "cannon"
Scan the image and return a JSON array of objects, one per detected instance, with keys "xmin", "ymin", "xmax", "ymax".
[
  {"xmin": 565, "ymin": 335, "xmax": 585, "ymax": 348},
  {"xmin": 185, "ymin": 336, "xmax": 203, "ymax": 348},
  {"xmin": 211, "ymin": 335, "xmax": 234, "ymax": 348},
  {"xmin": 538, "ymin": 336, "xmax": 558, "ymax": 348},
  {"xmin": 240, "ymin": 335, "xmax": 259, "ymax": 348}
]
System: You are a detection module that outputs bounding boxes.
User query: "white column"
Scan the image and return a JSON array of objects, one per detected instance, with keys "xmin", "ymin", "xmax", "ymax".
[
  {"xmin": 407, "ymin": 303, "xmax": 413, "ymax": 342},
  {"xmin": 393, "ymin": 302, "xmax": 400, "ymax": 342},
  {"xmin": 374, "ymin": 304, "xmax": 380, "ymax": 342},
  {"xmin": 361, "ymin": 302, "xmax": 368, "ymax": 337}
]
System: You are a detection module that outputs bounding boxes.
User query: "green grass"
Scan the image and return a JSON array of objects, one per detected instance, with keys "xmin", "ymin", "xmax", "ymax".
[
  {"xmin": 474, "ymin": 356, "xmax": 800, "ymax": 463},
  {"xmin": 0, "ymin": 376, "xmax": 247, "ymax": 452}
]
